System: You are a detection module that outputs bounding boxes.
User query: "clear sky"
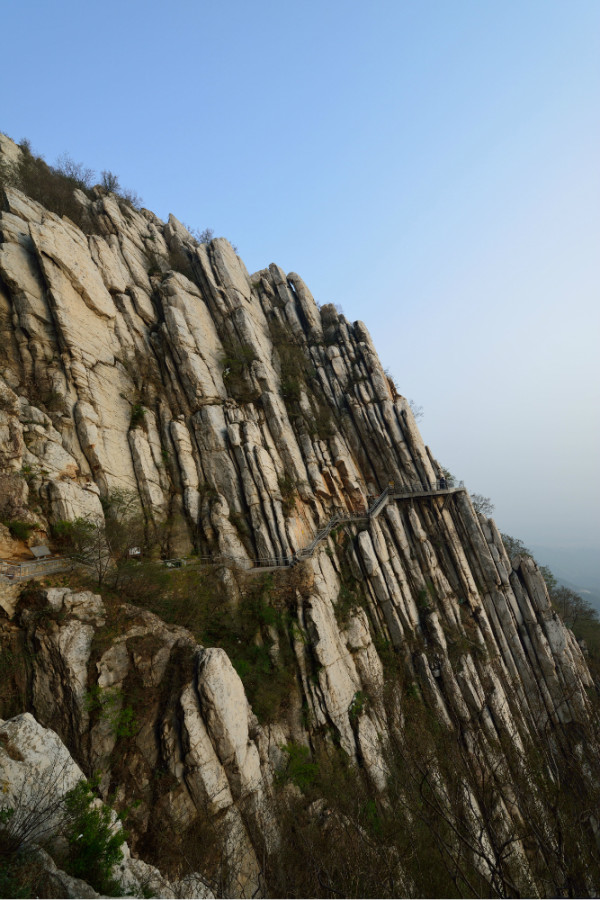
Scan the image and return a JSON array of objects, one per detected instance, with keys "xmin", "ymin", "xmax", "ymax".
[{"xmin": 2, "ymin": 0, "xmax": 599, "ymax": 552}]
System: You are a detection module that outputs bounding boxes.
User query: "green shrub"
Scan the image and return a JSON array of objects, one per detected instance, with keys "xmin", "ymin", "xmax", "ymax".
[
  {"xmin": 278, "ymin": 475, "xmax": 298, "ymax": 516},
  {"xmin": 146, "ymin": 253, "xmax": 163, "ymax": 277},
  {"xmin": 5, "ymin": 521, "xmax": 36, "ymax": 542},
  {"xmin": 220, "ymin": 341, "xmax": 257, "ymax": 375},
  {"xmin": 234, "ymin": 644, "xmax": 294, "ymax": 723},
  {"xmin": 349, "ymin": 690, "xmax": 366, "ymax": 722},
  {"xmin": 129, "ymin": 403, "xmax": 145, "ymax": 430},
  {"xmin": 373, "ymin": 637, "xmax": 403, "ymax": 679},
  {"xmin": 220, "ymin": 340, "xmax": 259, "ymax": 403},
  {"xmin": 124, "ymin": 566, "xmax": 299, "ymax": 725},
  {"xmin": 168, "ymin": 247, "xmax": 195, "ymax": 281},
  {"xmin": 63, "ymin": 780, "xmax": 126, "ymax": 895},
  {"xmin": 85, "ymin": 686, "xmax": 137, "ymax": 739},
  {"xmin": 309, "ymin": 401, "xmax": 337, "ymax": 440},
  {"xmin": 51, "ymin": 519, "xmax": 76, "ymax": 549},
  {"xmin": 416, "ymin": 587, "xmax": 432, "ymax": 612},
  {"xmin": 280, "ymin": 375, "xmax": 302, "ymax": 403},
  {"xmin": 333, "ymin": 553, "xmax": 365, "ymax": 625},
  {"xmin": 280, "ymin": 743, "xmax": 319, "ymax": 792}
]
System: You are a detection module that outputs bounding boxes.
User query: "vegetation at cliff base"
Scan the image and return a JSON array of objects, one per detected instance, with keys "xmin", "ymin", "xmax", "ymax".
[
  {"xmin": 62, "ymin": 779, "xmax": 127, "ymax": 895},
  {"xmin": 0, "ymin": 773, "xmax": 126, "ymax": 898}
]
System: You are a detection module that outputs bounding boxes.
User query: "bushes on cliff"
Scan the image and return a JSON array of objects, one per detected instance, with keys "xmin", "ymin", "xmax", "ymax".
[
  {"xmin": 220, "ymin": 339, "xmax": 260, "ymax": 404},
  {"xmin": 278, "ymin": 475, "xmax": 298, "ymax": 516},
  {"xmin": 131, "ymin": 567, "xmax": 298, "ymax": 723},
  {"xmin": 266, "ymin": 679, "xmax": 600, "ymax": 899},
  {"xmin": 201, "ymin": 573, "xmax": 296, "ymax": 723},
  {"xmin": 129, "ymin": 402, "xmax": 146, "ymax": 430},
  {"xmin": 278, "ymin": 743, "xmax": 319, "ymax": 792},
  {"xmin": 0, "ymin": 140, "xmax": 94, "ymax": 228},
  {"xmin": 3, "ymin": 520, "xmax": 37, "ymax": 542},
  {"xmin": 267, "ymin": 317, "xmax": 341, "ymax": 440},
  {"xmin": 61, "ymin": 779, "xmax": 127, "ymax": 895},
  {"xmin": 0, "ymin": 135, "xmax": 142, "ymax": 231},
  {"xmin": 0, "ymin": 750, "xmax": 126, "ymax": 897},
  {"xmin": 51, "ymin": 489, "xmax": 148, "ymax": 588},
  {"xmin": 0, "ymin": 474, "xmax": 29, "ymax": 522},
  {"xmin": 99, "ymin": 169, "xmax": 142, "ymax": 209},
  {"xmin": 0, "ymin": 828, "xmax": 46, "ymax": 898},
  {"xmin": 267, "ymin": 747, "xmax": 413, "ymax": 898},
  {"xmin": 501, "ymin": 529, "xmax": 600, "ymax": 676}
]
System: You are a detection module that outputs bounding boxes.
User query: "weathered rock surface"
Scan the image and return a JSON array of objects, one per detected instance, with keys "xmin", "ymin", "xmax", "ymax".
[
  {"xmin": 1, "ymin": 134, "xmax": 599, "ymax": 897},
  {"xmin": 0, "ymin": 713, "xmax": 213, "ymax": 898}
]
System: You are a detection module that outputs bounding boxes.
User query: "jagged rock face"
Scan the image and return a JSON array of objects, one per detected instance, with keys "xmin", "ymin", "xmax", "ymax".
[
  {"xmin": 0, "ymin": 713, "xmax": 214, "ymax": 898},
  {"xmin": 0, "ymin": 135, "xmax": 432, "ymax": 557},
  {"xmin": 1, "ymin": 135, "xmax": 599, "ymax": 897}
]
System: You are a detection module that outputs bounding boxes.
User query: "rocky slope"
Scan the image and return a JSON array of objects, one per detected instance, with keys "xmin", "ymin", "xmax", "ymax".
[
  {"xmin": 1, "ymin": 134, "xmax": 599, "ymax": 898},
  {"xmin": 0, "ymin": 712, "xmax": 213, "ymax": 898}
]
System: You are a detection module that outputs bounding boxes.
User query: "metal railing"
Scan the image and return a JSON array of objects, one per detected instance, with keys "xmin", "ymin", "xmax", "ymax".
[
  {"xmin": 294, "ymin": 478, "xmax": 465, "ymax": 562},
  {"xmin": 388, "ymin": 478, "xmax": 464, "ymax": 496},
  {"xmin": 0, "ymin": 557, "xmax": 73, "ymax": 581},
  {"xmin": 0, "ymin": 478, "xmax": 466, "ymax": 580}
]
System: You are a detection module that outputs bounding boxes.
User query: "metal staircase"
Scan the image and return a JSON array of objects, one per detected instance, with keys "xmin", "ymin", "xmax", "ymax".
[{"xmin": 0, "ymin": 479, "xmax": 465, "ymax": 580}]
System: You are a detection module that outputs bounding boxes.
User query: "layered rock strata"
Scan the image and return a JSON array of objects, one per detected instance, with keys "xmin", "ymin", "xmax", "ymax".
[{"xmin": 1, "ymin": 135, "xmax": 598, "ymax": 897}]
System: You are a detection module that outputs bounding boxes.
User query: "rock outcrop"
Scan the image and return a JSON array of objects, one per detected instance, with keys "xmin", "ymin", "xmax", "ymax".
[
  {"xmin": 1, "ymin": 135, "xmax": 599, "ymax": 897},
  {"xmin": 0, "ymin": 713, "xmax": 213, "ymax": 898}
]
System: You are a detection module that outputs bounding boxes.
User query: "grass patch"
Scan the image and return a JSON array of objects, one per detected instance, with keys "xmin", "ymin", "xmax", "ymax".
[{"xmin": 278, "ymin": 742, "xmax": 319, "ymax": 792}]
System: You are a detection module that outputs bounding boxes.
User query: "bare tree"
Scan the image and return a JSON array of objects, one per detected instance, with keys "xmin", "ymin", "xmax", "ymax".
[
  {"xmin": 471, "ymin": 493, "xmax": 495, "ymax": 516},
  {"xmin": 500, "ymin": 532, "xmax": 532, "ymax": 561},
  {"xmin": 551, "ymin": 585, "xmax": 599, "ymax": 630},
  {"xmin": 55, "ymin": 153, "xmax": 95, "ymax": 189},
  {"xmin": 59, "ymin": 489, "xmax": 146, "ymax": 588},
  {"xmin": 100, "ymin": 170, "xmax": 121, "ymax": 193},
  {"xmin": 408, "ymin": 398, "xmax": 424, "ymax": 422}
]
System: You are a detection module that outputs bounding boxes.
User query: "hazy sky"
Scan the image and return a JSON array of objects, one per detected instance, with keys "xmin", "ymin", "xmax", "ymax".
[{"xmin": 2, "ymin": 0, "xmax": 599, "ymax": 551}]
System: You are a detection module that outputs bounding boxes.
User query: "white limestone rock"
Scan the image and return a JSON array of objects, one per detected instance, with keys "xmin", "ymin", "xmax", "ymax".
[
  {"xmin": 196, "ymin": 647, "xmax": 263, "ymax": 797},
  {"xmin": 30, "ymin": 218, "xmax": 116, "ymax": 320},
  {"xmin": 0, "ymin": 714, "xmax": 214, "ymax": 899},
  {"xmin": 0, "ymin": 713, "xmax": 83, "ymax": 842},
  {"xmin": 45, "ymin": 478, "xmax": 104, "ymax": 523},
  {"xmin": 0, "ymin": 380, "xmax": 24, "ymax": 470}
]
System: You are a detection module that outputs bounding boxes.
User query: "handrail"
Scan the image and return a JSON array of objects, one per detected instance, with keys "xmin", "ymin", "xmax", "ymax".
[
  {"xmin": 291, "ymin": 480, "xmax": 464, "ymax": 562},
  {"xmin": 193, "ymin": 477, "xmax": 465, "ymax": 569},
  {"xmin": 0, "ymin": 556, "xmax": 73, "ymax": 581},
  {"xmin": 0, "ymin": 479, "xmax": 466, "ymax": 580}
]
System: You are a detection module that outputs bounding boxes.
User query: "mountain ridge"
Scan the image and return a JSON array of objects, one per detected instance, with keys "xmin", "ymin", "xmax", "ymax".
[{"xmin": 1, "ymin": 133, "xmax": 600, "ymax": 898}]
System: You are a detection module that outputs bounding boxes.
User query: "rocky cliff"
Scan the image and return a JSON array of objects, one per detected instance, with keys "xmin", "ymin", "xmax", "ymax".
[{"xmin": 1, "ymin": 134, "xmax": 599, "ymax": 898}]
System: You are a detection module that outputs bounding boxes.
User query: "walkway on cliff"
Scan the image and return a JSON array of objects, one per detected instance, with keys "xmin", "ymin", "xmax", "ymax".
[
  {"xmin": 177, "ymin": 478, "xmax": 466, "ymax": 572},
  {"xmin": 0, "ymin": 479, "xmax": 466, "ymax": 582},
  {"xmin": 0, "ymin": 556, "xmax": 77, "ymax": 583}
]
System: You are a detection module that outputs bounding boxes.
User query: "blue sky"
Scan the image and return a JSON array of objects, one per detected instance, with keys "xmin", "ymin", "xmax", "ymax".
[{"xmin": 2, "ymin": 0, "xmax": 599, "ymax": 552}]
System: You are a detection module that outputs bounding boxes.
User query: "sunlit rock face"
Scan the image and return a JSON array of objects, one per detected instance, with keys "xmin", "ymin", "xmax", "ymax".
[{"xmin": 1, "ymin": 134, "xmax": 599, "ymax": 898}]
